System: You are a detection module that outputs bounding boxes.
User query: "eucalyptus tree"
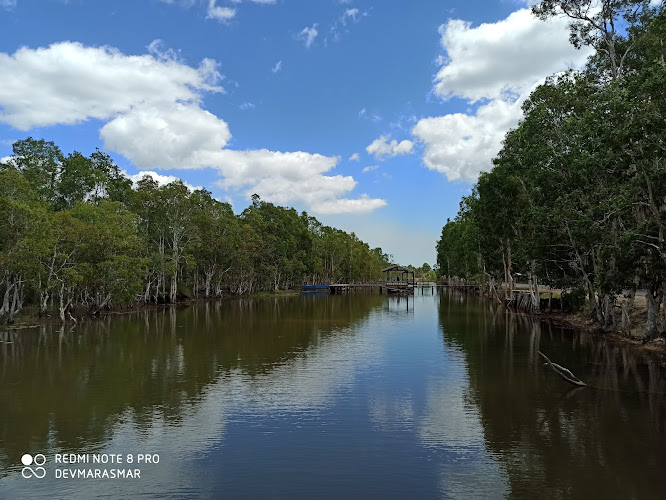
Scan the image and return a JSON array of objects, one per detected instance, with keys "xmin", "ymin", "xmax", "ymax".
[
  {"xmin": 532, "ymin": 0, "xmax": 659, "ymax": 79},
  {"xmin": 189, "ymin": 189, "xmax": 237, "ymax": 297},
  {"xmin": 0, "ymin": 171, "xmax": 42, "ymax": 321},
  {"xmin": 56, "ymin": 151, "xmax": 98, "ymax": 210},
  {"xmin": 69, "ymin": 201, "xmax": 146, "ymax": 313},
  {"xmin": 5, "ymin": 137, "xmax": 63, "ymax": 206}
]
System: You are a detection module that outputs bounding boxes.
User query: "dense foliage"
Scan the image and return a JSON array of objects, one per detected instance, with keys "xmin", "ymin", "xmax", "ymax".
[
  {"xmin": 0, "ymin": 142, "xmax": 392, "ymax": 322},
  {"xmin": 437, "ymin": 3, "xmax": 666, "ymax": 337}
]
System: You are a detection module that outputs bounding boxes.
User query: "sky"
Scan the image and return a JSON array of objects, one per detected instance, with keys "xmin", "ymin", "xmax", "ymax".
[{"xmin": 0, "ymin": 0, "xmax": 593, "ymax": 266}]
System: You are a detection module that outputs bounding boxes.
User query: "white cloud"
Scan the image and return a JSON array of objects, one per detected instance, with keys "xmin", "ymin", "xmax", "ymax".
[
  {"xmin": 100, "ymin": 103, "xmax": 232, "ymax": 170},
  {"xmin": 358, "ymin": 108, "xmax": 382, "ymax": 122},
  {"xmin": 239, "ymin": 102, "xmax": 255, "ymax": 110},
  {"xmin": 326, "ymin": 7, "xmax": 368, "ymax": 45},
  {"xmin": 413, "ymin": 8, "xmax": 593, "ymax": 183},
  {"xmin": 104, "ymin": 111, "xmax": 384, "ymax": 214},
  {"xmin": 366, "ymin": 135, "xmax": 414, "ymax": 160},
  {"xmin": 342, "ymin": 8, "xmax": 359, "ymax": 22},
  {"xmin": 207, "ymin": 0, "xmax": 236, "ymax": 20},
  {"xmin": 296, "ymin": 24, "xmax": 319, "ymax": 48},
  {"xmin": 124, "ymin": 170, "xmax": 203, "ymax": 192},
  {"xmin": 362, "ymin": 165, "xmax": 378, "ymax": 173},
  {"xmin": 0, "ymin": 42, "xmax": 383, "ymax": 215},
  {"xmin": 413, "ymin": 98, "xmax": 524, "ymax": 183},
  {"xmin": 349, "ymin": 153, "xmax": 360, "ymax": 161},
  {"xmin": 211, "ymin": 149, "xmax": 386, "ymax": 214},
  {"xmin": 158, "ymin": 0, "xmax": 197, "ymax": 5},
  {"xmin": 272, "ymin": 60, "xmax": 282, "ymax": 73},
  {"xmin": 0, "ymin": 42, "xmax": 222, "ymax": 130},
  {"xmin": 162, "ymin": 0, "xmax": 275, "ymax": 20},
  {"xmin": 434, "ymin": 9, "xmax": 591, "ymax": 102},
  {"xmin": 317, "ymin": 195, "xmax": 387, "ymax": 214},
  {"xmin": 147, "ymin": 39, "xmax": 183, "ymax": 62}
]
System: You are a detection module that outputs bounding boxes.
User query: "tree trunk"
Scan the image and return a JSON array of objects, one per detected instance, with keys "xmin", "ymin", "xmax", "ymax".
[{"xmin": 646, "ymin": 284, "xmax": 663, "ymax": 339}]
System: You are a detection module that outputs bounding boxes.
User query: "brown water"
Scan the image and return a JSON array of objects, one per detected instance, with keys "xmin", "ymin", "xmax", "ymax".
[{"xmin": 1, "ymin": 291, "xmax": 664, "ymax": 498}]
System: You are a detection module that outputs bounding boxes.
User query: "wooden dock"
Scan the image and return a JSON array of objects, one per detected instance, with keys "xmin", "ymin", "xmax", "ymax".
[{"xmin": 301, "ymin": 280, "xmax": 450, "ymax": 295}]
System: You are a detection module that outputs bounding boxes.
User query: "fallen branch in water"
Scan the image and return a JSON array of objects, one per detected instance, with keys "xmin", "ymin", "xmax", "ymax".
[{"xmin": 538, "ymin": 351, "xmax": 587, "ymax": 387}]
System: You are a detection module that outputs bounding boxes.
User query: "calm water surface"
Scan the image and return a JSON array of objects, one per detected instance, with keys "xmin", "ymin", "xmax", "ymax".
[{"xmin": 1, "ymin": 290, "xmax": 665, "ymax": 498}]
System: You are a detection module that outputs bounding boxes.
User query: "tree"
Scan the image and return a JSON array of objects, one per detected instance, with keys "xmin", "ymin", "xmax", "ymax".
[{"xmin": 532, "ymin": 0, "xmax": 657, "ymax": 79}]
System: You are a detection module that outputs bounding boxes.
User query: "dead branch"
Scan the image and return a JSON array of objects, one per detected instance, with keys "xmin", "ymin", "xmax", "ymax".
[{"xmin": 539, "ymin": 351, "xmax": 587, "ymax": 387}]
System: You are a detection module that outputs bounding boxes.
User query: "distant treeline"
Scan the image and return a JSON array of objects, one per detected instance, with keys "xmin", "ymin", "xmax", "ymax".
[
  {"xmin": 437, "ymin": 4, "xmax": 666, "ymax": 337},
  {"xmin": 0, "ymin": 139, "xmax": 395, "ymax": 322}
]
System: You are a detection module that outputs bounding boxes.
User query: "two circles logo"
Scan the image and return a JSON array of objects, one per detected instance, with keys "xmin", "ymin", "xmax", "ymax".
[{"xmin": 21, "ymin": 453, "xmax": 46, "ymax": 479}]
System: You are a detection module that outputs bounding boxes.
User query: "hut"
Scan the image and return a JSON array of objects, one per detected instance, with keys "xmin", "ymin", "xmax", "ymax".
[{"xmin": 382, "ymin": 265, "xmax": 415, "ymax": 293}]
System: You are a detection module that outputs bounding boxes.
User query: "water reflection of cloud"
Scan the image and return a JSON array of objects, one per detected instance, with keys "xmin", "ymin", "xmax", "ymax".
[
  {"xmin": 367, "ymin": 341, "xmax": 509, "ymax": 498},
  {"xmin": 369, "ymin": 395, "xmax": 416, "ymax": 432},
  {"xmin": 3, "ymin": 318, "xmax": 386, "ymax": 497},
  {"xmin": 419, "ymin": 348, "xmax": 509, "ymax": 497}
]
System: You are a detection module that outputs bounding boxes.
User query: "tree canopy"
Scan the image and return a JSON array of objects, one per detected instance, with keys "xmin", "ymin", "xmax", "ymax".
[
  {"xmin": 437, "ymin": 4, "xmax": 666, "ymax": 337},
  {"xmin": 0, "ymin": 143, "xmax": 393, "ymax": 322}
]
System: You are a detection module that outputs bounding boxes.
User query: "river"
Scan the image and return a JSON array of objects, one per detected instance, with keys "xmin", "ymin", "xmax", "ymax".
[{"xmin": 1, "ymin": 290, "xmax": 665, "ymax": 498}]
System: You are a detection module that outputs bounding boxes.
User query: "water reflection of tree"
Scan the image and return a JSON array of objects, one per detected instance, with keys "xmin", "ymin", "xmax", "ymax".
[
  {"xmin": 0, "ymin": 295, "xmax": 383, "ymax": 474},
  {"xmin": 437, "ymin": 290, "xmax": 666, "ymax": 498}
]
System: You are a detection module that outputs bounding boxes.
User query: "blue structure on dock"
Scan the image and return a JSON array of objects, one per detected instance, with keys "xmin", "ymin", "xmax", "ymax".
[{"xmin": 302, "ymin": 284, "xmax": 330, "ymax": 292}]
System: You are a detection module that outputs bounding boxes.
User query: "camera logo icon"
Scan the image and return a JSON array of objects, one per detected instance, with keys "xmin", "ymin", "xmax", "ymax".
[{"xmin": 21, "ymin": 453, "xmax": 46, "ymax": 479}]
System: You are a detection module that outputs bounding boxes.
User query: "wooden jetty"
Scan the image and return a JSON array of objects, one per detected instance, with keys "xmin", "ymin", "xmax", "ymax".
[
  {"xmin": 302, "ymin": 266, "xmax": 423, "ymax": 295},
  {"xmin": 382, "ymin": 265, "xmax": 415, "ymax": 294}
]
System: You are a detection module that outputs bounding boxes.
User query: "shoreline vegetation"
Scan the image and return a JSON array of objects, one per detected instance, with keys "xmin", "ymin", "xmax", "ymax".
[
  {"xmin": 437, "ymin": 5, "xmax": 666, "ymax": 348},
  {"xmin": 442, "ymin": 281, "xmax": 666, "ymax": 358},
  {"xmin": 0, "ymin": 142, "xmax": 403, "ymax": 325}
]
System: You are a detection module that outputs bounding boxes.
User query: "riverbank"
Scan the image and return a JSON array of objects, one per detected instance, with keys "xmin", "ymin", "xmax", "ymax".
[
  {"xmin": 538, "ymin": 309, "xmax": 666, "ymax": 359},
  {"xmin": 445, "ymin": 283, "xmax": 666, "ymax": 358}
]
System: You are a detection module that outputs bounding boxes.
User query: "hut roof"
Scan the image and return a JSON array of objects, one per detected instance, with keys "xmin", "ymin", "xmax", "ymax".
[{"xmin": 382, "ymin": 265, "xmax": 413, "ymax": 273}]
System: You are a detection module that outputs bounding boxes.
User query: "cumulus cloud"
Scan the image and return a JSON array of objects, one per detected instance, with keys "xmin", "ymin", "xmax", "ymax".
[
  {"xmin": 296, "ymin": 24, "xmax": 319, "ymax": 48},
  {"xmin": 0, "ymin": 41, "xmax": 383, "ymax": 215},
  {"xmin": 366, "ymin": 135, "xmax": 414, "ymax": 160},
  {"xmin": 211, "ymin": 149, "xmax": 386, "ymax": 214},
  {"xmin": 362, "ymin": 165, "xmax": 378, "ymax": 173},
  {"xmin": 412, "ymin": 8, "xmax": 593, "ymax": 183},
  {"xmin": 349, "ymin": 153, "xmax": 360, "ymax": 161},
  {"xmin": 207, "ymin": 0, "xmax": 236, "ymax": 20},
  {"xmin": 100, "ymin": 103, "xmax": 232, "ymax": 170},
  {"xmin": 413, "ymin": 99, "xmax": 524, "ymax": 182},
  {"xmin": 317, "ymin": 195, "xmax": 387, "ymax": 214},
  {"xmin": 272, "ymin": 60, "xmax": 282, "ymax": 73},
  {"xmin": 124, "ymin": 170, "xmax": 203, "ymax": 192},
  {"xmin": 434, "ymin": 9, "xmax": 590, "ymax": 102},
  {"xmin": 0, "ymin": 41, "xmax": 222, "ymax": 130}
]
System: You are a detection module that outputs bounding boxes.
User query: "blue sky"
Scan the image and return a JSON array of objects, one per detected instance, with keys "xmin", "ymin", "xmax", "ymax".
[{"xmin": 0, "ymin": 0, "xmax": 591, "ymax": 266}]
